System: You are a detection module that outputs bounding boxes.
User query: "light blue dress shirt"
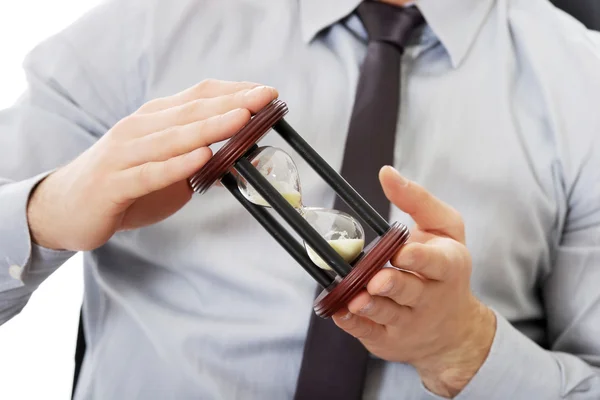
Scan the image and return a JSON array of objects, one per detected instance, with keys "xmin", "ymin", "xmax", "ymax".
[{"xmin": 2, "ymin": 0, "xmax": 600, "ymax": 398}]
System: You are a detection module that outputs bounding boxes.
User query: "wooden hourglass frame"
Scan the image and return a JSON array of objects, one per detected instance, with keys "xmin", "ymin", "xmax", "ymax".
[{"xmin": 189, "ymin": 99, "xmax": 410, "ymax": 318}]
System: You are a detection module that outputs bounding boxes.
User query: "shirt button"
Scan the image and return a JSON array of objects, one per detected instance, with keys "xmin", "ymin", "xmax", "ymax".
[{"xmin": 8, "ymin": 265, "xmax": 23, "ymax": 280}]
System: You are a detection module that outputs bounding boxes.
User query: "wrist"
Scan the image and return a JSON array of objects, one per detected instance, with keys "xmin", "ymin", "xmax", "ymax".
[
  {"xmin": 417, "ymin": 300, "xmax": 496, "ymax": 398},
  {"xmin": 27, "ymin": 171, "xmax": 66, "ymax": 250}
]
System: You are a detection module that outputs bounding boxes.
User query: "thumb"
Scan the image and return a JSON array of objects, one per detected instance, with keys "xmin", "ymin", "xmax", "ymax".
[{"xmin": 379, "ymin": 166, "xmax": 465, "ymax": 243}]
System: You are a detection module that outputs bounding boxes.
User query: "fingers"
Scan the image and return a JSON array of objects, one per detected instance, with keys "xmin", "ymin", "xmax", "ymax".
[
  {"xmin": 122, "ymin": 108, "xmax": 251, "ymax": 168},
  {"xmin": 390, "ymin": 241, "xmax": 462, "ymax": 281},
  {"xmin": 135, "ymin": 79, "xmax": 266, "ymax": 114},
  {"xmin": 332, "ymin": 306, "xmax": 387, "ymax": 343},
  {"xmin": 367, "ymin": 268, "xmax": 426, "ymax": 306},
  {"xmin": 115, "ymin": 147, "xmax": 213, "ymax": 200},
  {"xmin": 379, "ymin": 166, "xmax": 465, "ymax": 243},
  {"xmin": 128, "ymin": 86, "xmax": 278, "ymax": 138},
  {"xmin": 345, "ymin": 290, "xmax": 413, "ymax": 327},
  {"xmin": 105, "ymin": 80, "xmax": 277, "ymax": 201},
  {"xmin": 333, "ymin": 271, "xmax": 424, "ymax": 334}
]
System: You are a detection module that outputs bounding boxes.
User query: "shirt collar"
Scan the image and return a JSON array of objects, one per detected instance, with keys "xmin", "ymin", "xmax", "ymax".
[{"xmin": 299, "ymin": 0, "xmax": 496, "ymax": 68}]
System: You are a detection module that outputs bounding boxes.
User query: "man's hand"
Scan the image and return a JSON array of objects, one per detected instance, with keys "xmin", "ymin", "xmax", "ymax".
[
  {"xmin": 333, "ymin": 166, "xmax": 496, "ymax": 398},
  {"xmin": 27, "ymin": 79, "xmax": 278, "ymax": 251}
]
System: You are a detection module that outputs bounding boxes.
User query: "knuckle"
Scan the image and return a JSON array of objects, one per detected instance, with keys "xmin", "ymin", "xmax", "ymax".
[
  {"xmin": 135, "ymin": 103, "xmax": 151, "ymax": 114},
  {"xmin": 353, "ymin": 324, "xmax": 374, "ymax": 340},
  {"xmin": 160, "ymin": 127, "xmax": 186, "ymax": 155},
  {"xmin": 407, "ymin": 280, "xmax": 425, "ymax": 306},
  {"xmin": 384, "ymin": 309, "xmax": 401, "ymax": 326},
  {"xmin": 386, "ymin": 272, "xmax": 405, "ymax": 296},
  {"xmin": 175, "ymin": 100, "xmax": 200, "ymax": 120},
  {"xmin": 99, "ymin": 141, "xmax": 122, "ymax": 166},
  {"xmin": 137, "ymin": 163, "xmax": 155, "ymax": 192},
  {"xmin": 194, "ymin": 115, "xmax": 212, "ymax": 131},
  {"xmin": 215, "ymin": 111, "xmax": 236, "ymax": 129},
  {"xmin": 239, "ymin": 80, "xmax": 258, "ymax": 87},
  {"xmin": 239, "ymin": 81, "xmax": 260, "ymax": 91},
  {"xmin": 441, "ymin": 241, "xmax": 470, "ymax": 278},
  {"xmin": 438, "ymin": 242, "xmax": 455, "ymax": 275},
  {"xmin": 371, "ymin": 269, "xmax": 395, "ymax": 295},
  {"xmin": 396, "ymin": 273, "xmax": 408, "ymax": 294},
  {"xmin": 161, "ymin": 158, "xmax": 176, "ymax": 179},
  {"xmin": 343, "ymin": 312, "xmax": 363, "ymax": 328},
  {"xmin": 95, "ymin": 134, "xmax": 123, "ymax": 161},
  {"xmin": 137, "ymin": 97, "xmax": 165, "ymax": 114},
  {"xmin": 436, "ymin": 260, "xmax": 449, "ymax": 280},
  {"xmin": 162, "ymin": 125, "xmax": 182, "ymax": 140},
  {"xmin": 194, "ymin": 78, "xmax": 218, "ymax": 93},
  {"xmin": 379, "ymin": 271, "xmax": 396, "ymax": 292},
  {"xmin": 340, "ymin": 314, "xmax": 359, "ymax": 330},
  {"xmin": 232, "ymin": 88, "xmax": 250, "ymax": 102},
  {"xmin": 113, "ymin": 115, "xmax": 141, "ymax": 136},
  {"xmin": 411, "ymin": 244, "xmax": 426, "ymax": 263},
  {"xmin": 177, "ymin": 99, "xmax": 202, "ymax": 119}
]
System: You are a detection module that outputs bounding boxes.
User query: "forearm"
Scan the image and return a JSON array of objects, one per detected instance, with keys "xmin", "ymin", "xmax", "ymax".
[
  {"xmin": 0, "ymin": 175, "xmax": 75, "ymax": 325},
  {"xmin": 26, "ymin": 169, "xmax": 72, "ymax": 251},
  {"xmin": 0, "ymin": 0, "xmax": 150, "ymax": 323},
  {"xmin": 420, "ymin": 310, "xmax": 600, "ymax": 400},
  {"xmin": 416, "ymin": 302, "xmax": 496, "ymax": 397}
]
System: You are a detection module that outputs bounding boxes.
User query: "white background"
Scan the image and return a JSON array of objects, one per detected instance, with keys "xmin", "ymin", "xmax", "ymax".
[{"xmin": 0, "ymin": 1, "xmax": 100, "ymax": 399}]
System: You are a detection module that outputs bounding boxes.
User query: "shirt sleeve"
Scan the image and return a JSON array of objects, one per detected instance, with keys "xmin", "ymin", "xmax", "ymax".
[
  {"xmin": 0, "ymin": 0, "xmax": 148, "ymax": 325},
  {"xmin": 420, "ymin": 136, "xmax": 600, "ymax": 399},
  {"xmin": 420, "ymin": 310, "xmax": 600, "ymax": 400}
]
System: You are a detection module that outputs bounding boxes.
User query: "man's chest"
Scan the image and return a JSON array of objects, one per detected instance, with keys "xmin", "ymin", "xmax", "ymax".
[{"xmin": 125, "ymin": 23, "xmax": 562, "ymax": 323}]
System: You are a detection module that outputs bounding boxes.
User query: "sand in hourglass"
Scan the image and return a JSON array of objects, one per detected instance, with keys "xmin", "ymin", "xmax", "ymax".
[
  {"xmin": 306, "ymin": 238, "xmax": 365, "ymax": 271},
  {"xmin": 251, "ymin": 181, "xmax": 303, "ymax": 209}
]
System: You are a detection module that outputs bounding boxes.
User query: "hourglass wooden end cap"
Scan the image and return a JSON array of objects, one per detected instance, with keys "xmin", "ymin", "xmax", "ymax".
[
  {"xmin": 189, "ymin": 99, "xmax": 289, "ymax": 194},
  {"xmin": 313, "ymin": 222, "xmax": 410, "ymax": 318}
]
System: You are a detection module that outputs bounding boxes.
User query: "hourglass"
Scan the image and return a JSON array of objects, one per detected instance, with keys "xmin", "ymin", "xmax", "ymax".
[{"xmin": 189, "ymin": 100, "xmax": 409, "ymax": 318}]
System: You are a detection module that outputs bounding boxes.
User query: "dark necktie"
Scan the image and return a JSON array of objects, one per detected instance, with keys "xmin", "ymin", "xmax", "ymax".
[{"xmin": 294, "ymin": 3, "xmax": 424, "ymax": 400}]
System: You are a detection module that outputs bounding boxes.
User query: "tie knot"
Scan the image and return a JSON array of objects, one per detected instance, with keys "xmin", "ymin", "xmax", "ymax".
[{"xmin": 357, "ymin": 2, "xmax": 425, "ymax": 50}]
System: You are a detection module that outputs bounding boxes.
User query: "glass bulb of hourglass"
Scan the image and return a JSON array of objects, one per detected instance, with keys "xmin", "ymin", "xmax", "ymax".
[
  {"xmin": 302, "ymin": 207, "xmax": 365, "ymax": 271},
  {"xmin": 236, "ymin": 146, "xmax": 303, "ymax": 209}
]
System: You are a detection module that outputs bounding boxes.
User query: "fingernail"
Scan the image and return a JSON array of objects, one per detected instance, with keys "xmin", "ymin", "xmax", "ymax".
[
  {"xmin": 340, "ymin": 311, "xmax": 353, "ymax": 321},
  {"xmin": 359, "ymin": 301, "xmax": 373, "ymax": 315},
  {"xmin": 377, "ymin": 279, "xmax": 394, "ymax": 296}
]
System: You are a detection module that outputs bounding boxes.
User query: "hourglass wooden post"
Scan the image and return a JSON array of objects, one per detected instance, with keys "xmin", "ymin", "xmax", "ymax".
[{"xmin": 189, "ymin": 100, "xmax": 410, "ymax": 318}]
